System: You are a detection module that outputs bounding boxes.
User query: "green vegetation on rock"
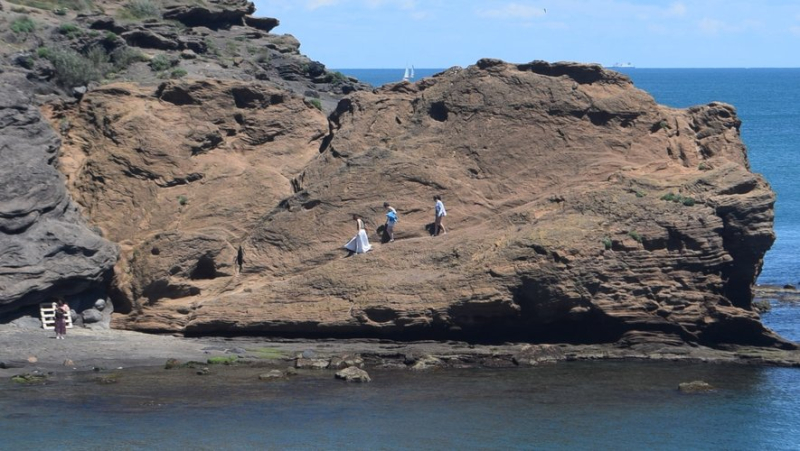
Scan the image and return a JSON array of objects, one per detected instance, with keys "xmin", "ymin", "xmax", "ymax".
[
  {"xmin": 120, "ymin": 0, "xmax": 161, "ymax": 19},
  {"xmin": 308, "ymin": 98, "xmax": 322, "ymax": 111},
  {"xmin": 110, "ymin": 46, "xmax": 147, "ymax": 71},
  {"xmin": 170, "ymin": 67, "xmax": 187, "ymax": 79},
  {"xmin": 10, "ymin": 16, "xmax": 36, "ymax": 33},
  {"xmin": 628, "ymin": 230, "xmax": 642, "ymax": 243},
  {"xmin": 57, "ymin": 23, "xmax": 82, "ymax": 38},
  {"xmin": 328, "ymin": 71, "xmax": 348, "ymax": 85},
  {"xmin": 44, "ymin": 46, "xmax": 104, "ymax": 87},
  {"xmin": 6, "ymin": 0, "xmax": 93, "ymax": 12},
  {"xmin": 660, "ymin": 192, "xmax": 697, "ymax": 207},
  {"xmin": 150, "ymin": 53, "xmax": 178, "ymax": 71}
]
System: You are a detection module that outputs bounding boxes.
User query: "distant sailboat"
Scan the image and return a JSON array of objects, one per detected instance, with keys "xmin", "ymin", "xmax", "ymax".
[{"xmin": 402, "ymin": 65, "xmax": 415, "ymax": 81}]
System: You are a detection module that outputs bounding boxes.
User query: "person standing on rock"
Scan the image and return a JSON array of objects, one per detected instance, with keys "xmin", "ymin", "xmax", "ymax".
[
  {"xmin": 433, "ymin": 195, "xmax": 447, "ymax": 236},
  {"xmin": 384, "ymin": 202, "xmax": 397, "ymax": 242},
  {"xmin": 53, "ymin": 298, "xmax": 69, "ymax": 340},
  {"xmin": 344, "ymin": 214, "xmax": 372, "ymax": 254}
]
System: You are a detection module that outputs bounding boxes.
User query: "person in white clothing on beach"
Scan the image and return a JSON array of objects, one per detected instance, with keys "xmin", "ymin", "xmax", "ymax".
[{"xmin": 344, "ymin": 214, "xmax": 372, "ymax": 254}]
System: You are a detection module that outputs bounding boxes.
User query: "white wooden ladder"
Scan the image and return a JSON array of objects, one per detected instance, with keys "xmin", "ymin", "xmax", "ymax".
[{"xmin": 40, "ymin": 303, "xmax": 73, "ymax": 330}]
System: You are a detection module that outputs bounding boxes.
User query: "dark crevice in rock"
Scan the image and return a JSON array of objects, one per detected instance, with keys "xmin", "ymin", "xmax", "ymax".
[
  {"xmin": 190, "ymin": 255, "xmax": 217, "ymax": 280},
  {"xmin": 429, "ymin": 101, "xmax": 448, "ymax": 122},
  {"xmin": 157, "ymin": 84, "xmax": 200, "ymax": 106},
  {"xmin": 142, "ymin": 279, "xmax": 201, "ymax": 304},
  {"xmin": 155, "ymin": 172, "xmax": 204, "ymax": 187}
]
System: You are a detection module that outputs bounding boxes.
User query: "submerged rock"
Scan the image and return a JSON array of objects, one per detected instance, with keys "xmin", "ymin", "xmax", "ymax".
[
  {"xmin": 258, "ymin": 370, "xmax": 284, "ymax": 380},
  {"xmin": 335, "ymin": 367, "xmax": 371, "ymax": 383},
  {"xmin": 678, "ymin": 381, "xmax": 716, "ymax": 393}
]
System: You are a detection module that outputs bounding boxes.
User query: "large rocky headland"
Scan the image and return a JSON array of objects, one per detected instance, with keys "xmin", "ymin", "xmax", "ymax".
[{"xmin": 1, "ymin": 0, "xmax": 798, "ymax": 364}]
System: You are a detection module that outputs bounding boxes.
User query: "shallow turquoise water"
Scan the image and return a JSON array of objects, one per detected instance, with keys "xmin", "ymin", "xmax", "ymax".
[{"xmin": 1, "ymin": 361, "xmax": 799, "ymax": 450}]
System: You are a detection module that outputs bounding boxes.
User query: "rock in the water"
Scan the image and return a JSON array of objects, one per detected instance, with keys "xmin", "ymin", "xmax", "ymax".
[
  {"xmin": 512, "ymin": 344, "xmax": 566, "ymax": 366},
  {"xmin": 295, "ymin": 358, "xmax": 329, "ymax": 369},
  {"xmin": 328, "ymin": 354, "xmax": 363, "ymax": 370},
  {"xmin": 410, "ymin": 355, "xmax": 443, "ymax": 371},
  {"xmin": 258, "ymin": 370, "xmax": 284, "ymax": 380},
  {"xmin": 335, "ymin": 366, "xmax": 371, "ymax": 383},
  {"xmin": 678, "ymin": 381, "xmax": 716, "ymax": 393},
  {"xmin": 752, "ymin": 299, "xmax": 771, "ymax": 313}
]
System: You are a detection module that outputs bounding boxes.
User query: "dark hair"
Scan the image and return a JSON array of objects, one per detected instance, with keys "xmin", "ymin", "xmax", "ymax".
[
  {"xmin": 56, "ymin": 298, "xmax": 65, "ymax": 305},
  {"xmin": 383, "ymin": 202, "xmax": 390, "ymax": 208},
  {"xmin": 433, "ymin": 195, "xmax": 441, "ymax": 201}
]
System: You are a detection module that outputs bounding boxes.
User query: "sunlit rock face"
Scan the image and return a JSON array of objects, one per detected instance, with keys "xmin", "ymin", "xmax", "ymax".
[{"xmin": 56, "ymin": 58, "xmax": 785, "ymax": 348}]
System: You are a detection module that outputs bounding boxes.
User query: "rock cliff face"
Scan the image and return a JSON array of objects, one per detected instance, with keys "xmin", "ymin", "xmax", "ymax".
[
  {"xmin": 57, "ymin": 57, "xmax": 786, "ymax": 348},
  {"xmin": 0, "ymin": 0, "xmax": 790, "ymax": 349},
  {"xmin": 0, "ymin": 78, "xmax": 118, "ymax": 315},
  {"xmin": 0, "ymin": 0, "xmax": 363, "ymax": 318}
]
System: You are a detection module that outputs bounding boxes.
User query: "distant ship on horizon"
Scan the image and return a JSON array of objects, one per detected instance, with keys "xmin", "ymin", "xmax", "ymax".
[{"xmin": 610, "ymin": 62, "xmax": 635, "ymax": 68}]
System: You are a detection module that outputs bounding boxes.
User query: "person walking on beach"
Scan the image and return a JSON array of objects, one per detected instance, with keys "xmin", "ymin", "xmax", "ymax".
[
  {"xmin": 53, "ymin": 298, "xmax": 69, "ymax": 339},
  {"xmin": 344, "ymin": 214, "xmax": 372, "ymax": 254},
  {"xmin": 433, "ymin": 195, "xmax": 447, "ymax": 236},
  {"xmin": 384, "ymin": 202, "xmax": 397, "ymax": 242}
]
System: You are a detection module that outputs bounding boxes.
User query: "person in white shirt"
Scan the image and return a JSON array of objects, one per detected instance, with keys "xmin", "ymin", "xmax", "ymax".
[{"xmin": 433, "ymin": 195, "xmax": 447, "ymax": 236}]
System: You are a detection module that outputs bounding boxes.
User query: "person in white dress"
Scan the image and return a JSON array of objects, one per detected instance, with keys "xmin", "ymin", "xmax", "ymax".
[{"xmin": 344, "ymin": 214, "xmax": 372, "ymax": 254}]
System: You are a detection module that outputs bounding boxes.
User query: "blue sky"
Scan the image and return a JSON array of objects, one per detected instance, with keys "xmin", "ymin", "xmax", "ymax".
[{"xmin": 252, "ymin": 1, "xmax": 800, "ymax": 68}]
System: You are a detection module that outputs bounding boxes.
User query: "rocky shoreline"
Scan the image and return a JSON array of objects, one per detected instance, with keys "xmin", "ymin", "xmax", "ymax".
[{"xmin": 3, "ymin": 324, "xmax": 800, "ymax": 387}]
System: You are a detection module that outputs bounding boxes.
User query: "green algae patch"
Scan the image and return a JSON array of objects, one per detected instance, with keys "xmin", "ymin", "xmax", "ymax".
[
  {"xmin": 207, "ymin": 356, "xmax": 239, "ymax": 365},
  {"xmin": 11, "ymin": 373, "xmax": 48, "ymax": 384},
  {"xmin": 246, "ymin": 347, "xmax": 287, "ymax": 360}
]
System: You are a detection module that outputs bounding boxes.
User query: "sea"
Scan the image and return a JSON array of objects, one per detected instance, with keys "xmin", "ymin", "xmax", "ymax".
[{"xmin": 2, "ymin": 68, "xmax": 799, "ymax": 450}]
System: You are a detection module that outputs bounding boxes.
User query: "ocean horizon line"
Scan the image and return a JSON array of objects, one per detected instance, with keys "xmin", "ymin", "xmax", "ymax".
[{"xmin": 333, "ymin": 66, "xmax": 800, "ymax": 70}]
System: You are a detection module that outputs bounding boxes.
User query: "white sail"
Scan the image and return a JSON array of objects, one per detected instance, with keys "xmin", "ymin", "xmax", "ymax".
[
  {"xmin": 410, "ymin": 66, "xmax": 415, "ymax": 79},
  {"xmin": 402, "ymin": 67, "xmax": 410, "ymax": 81}
]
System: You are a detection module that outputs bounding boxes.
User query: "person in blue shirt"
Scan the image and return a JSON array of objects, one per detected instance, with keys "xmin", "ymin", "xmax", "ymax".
[
  {"xmin": 433, "ymin": 195, "xmax": 447, "ymax": 236},
  {"xmin": 384, "ymin": 202, "xmax": 397, "ymax": 242}
]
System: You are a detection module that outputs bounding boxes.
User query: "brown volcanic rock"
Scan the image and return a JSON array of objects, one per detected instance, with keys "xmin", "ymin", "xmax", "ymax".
[
  {"xmin": 54, "ymin": 79, "xmax": 328, "ymax": 315},
  {"xmin": 59, "ymin": 60, "xmax": 788, "ymax": 348}
]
